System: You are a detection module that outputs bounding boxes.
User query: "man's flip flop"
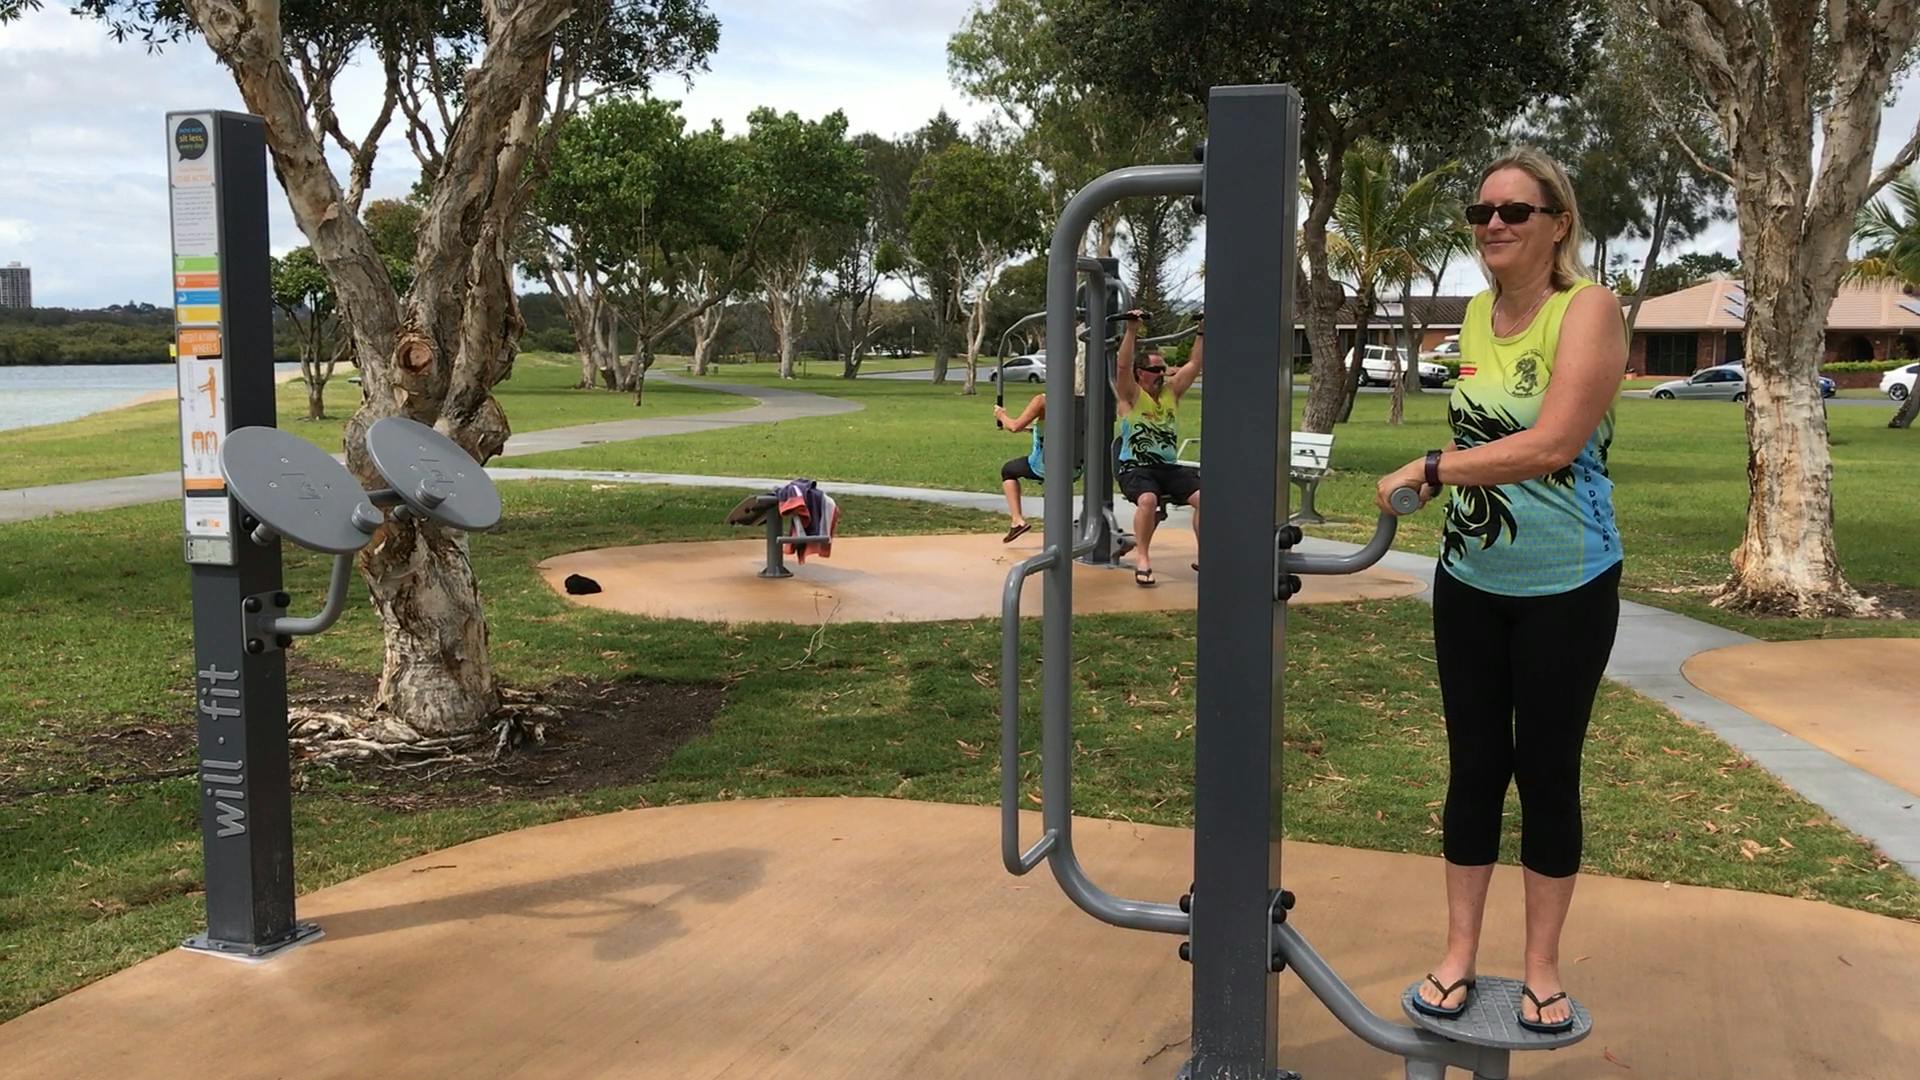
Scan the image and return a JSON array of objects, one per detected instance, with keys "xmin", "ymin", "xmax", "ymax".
[
  {"xmin": 1516, "ymin": 986, "xmax": 1575, "ymax": 1034},
  {"xmin": 1002, "ymin": 523, "xmax": 1031, "ymax": 543},
  {"xmin": 1409, "ymin": 974, "xmax": 1476, "ymax": 1020},
  {"xmin": 1134, "ymin": 567, "xmax": 1157, "ymax": 588},
  {"xmin": 1191, "ymin": 562, "xmax": 1199, "ymax": 573}
]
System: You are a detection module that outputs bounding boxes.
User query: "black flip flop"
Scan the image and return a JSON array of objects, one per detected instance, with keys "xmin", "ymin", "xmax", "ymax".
[
  {"xmin": 1134, "ymin": 567, "xmax": 1157, "ymax": 588},
  {"xmin": 1002, "ymin": 522, "xmax": 1031, "ymax": 543},
  {"xmin": 1190, "ymin": 562, "xmax": 1200, "ymax": 573},
  {"xmin": 1409, "ymin": 974, "xmax": 1476, "ymax": 1020},
  {"xmin": 1516, "ymin": 986, "xmax": 1575, "ymax": 1034}
]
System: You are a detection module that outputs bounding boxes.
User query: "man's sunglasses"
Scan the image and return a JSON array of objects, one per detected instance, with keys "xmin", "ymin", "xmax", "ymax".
[
  {"xmin": 1138, "ymin": 365, "xmax": 1168, "ymax": 375},
  {"xmin": 1465, "ymin": 202, "xmax": 1563, "ymax": 225}
]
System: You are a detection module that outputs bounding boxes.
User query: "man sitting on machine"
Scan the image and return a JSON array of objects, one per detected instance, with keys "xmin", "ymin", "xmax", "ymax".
[{"xmin": 1114, "ymin": 311, "xmax": 1203, "ymax": 586}]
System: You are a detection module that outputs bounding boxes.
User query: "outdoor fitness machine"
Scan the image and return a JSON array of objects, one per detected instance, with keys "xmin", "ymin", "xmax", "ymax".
[
  {"xmin": 992, "ymin": 263, "xmax": 1197, "ymax": 567},
  {"xmin": 168, "ymin": 108, "xmax": 501, "ymax": 958},
  {"xmin": 999, "ymin": 85, "xmax": 1591, "ymax": 1079}
]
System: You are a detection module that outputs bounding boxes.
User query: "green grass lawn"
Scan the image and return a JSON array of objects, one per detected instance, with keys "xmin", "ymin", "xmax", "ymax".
[
  {"xmin": 0, "ymin": 354, "xmax": 745, "ymax": 492},
  {"xmin": 2, "ymin": 482, "xmax": 1913, "ymax": 1023},
  {"xmin": 509, "ymin": 370, "xmax": 1917, "ymax": 640}
]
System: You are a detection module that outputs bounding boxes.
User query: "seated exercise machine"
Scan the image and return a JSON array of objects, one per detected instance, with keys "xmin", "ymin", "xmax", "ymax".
[
  {"xmin": 999, "ymin": 84, "xmax": 1591, "ymax": 1079},
  {"xmin": 993, "ymin": 266, "xmax": 1200, "ymax": 565}
]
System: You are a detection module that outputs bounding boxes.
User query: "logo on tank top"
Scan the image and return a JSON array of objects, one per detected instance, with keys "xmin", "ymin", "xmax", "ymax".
[{"xmin": 1505, "ymin": 350, "xmax": 1545, "ymax": 398}]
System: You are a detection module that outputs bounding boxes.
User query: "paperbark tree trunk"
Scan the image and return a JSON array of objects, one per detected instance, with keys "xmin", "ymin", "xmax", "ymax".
[
  {"xmin": 1336, "ymin": 285, "xmax": 1375, "ymax": 424},
  {"xmin": 1643, "ymin": 0, "xmax": 1920, "ymax": 617},
  {"xmin": 1625, "ymin": 178, "xmax": 1672, "ymax": 334},
  {"xmin": 690, "ymin": 302, "xmax": 724, "ymax": 375},
  {"xmin": 1300, "ymin": 148, "xmax": 1352, "ymax": 433},
  {"xmin": 182, "ymin": 0, "xmax": 574, "ymax": 741}
]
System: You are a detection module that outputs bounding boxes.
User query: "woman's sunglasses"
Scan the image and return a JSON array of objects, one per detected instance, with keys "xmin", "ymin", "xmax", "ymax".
[{"xmin": 1465, "ymin": 202, "xmax": 1563, "ymax": 226}]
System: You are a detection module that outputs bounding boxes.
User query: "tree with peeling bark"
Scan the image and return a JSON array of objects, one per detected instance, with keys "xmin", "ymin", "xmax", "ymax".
[
  {"xmin": 948, "ymin": 0, "xmax": 1200, "ymax": 263},
  {"xmin": 76, "ymin": 0, "xmax": 720, "ymax": 747},
  {"xmin": 907, "ymin": 141, "xmax": 1047, "ymax": 396},
  {"xmin": 542, "ymin": 98, "xmax": 748, "ymax": 403},
  {"xmin": 823, "ymin": 135, "xmax": 912, "ymax": 379},
  {"xmin": 269, "ymin": 247, "xmax": 341, "ymax": 420},
  {"xmin": 1050, "ymin": 0, "xmax": 1600, "ymax": 435},
  {"xmin": 1631, "ymin": 0, "xmax": 1920, "ymax": 615},
  {"xmin": 1850, "ymin": 167, "xmax": 1920, "ymax": 429},
  {"xmin": 894, "ymin": 111, "xmax": 966, "ymax": 383},
  {"xmin": 743, "ymin": 109, "xmax": 867, "ymax": 381}
]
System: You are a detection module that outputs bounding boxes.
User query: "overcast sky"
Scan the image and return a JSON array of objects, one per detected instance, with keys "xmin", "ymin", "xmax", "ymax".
[{"xmin": 1, "ymin": 2, "xmax": 1916, "ymax": 308}]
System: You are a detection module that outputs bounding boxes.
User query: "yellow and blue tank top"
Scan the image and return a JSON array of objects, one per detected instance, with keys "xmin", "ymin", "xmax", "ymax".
[
  {"xmin": 1442, "ymin": 281, "xmax": 1621, "ymax": 596},
  {"xmin": 1118, "ymin": 389, "xmax": 1178, "ymax": 466}
]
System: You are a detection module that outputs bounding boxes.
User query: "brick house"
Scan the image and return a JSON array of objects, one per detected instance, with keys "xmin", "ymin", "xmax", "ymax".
[
  {"xmin": 1290, "ymin": 295, "xmax": 1473, "ymax": 365},
  {"xmin": 1627, "ymin": 278, "xmax": 1920, "ymax": 376}
]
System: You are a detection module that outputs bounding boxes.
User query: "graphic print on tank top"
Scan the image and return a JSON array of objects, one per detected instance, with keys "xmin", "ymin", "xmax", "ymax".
[{"xmin": 1441, "ymin": 282, "xmax": 1621, "ymax": 596}]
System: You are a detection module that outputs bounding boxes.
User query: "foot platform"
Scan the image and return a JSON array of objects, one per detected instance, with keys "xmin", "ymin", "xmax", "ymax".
[{"xmin": 1400, "ymin": 975, "xmax": 1591, "ymax": 1051}]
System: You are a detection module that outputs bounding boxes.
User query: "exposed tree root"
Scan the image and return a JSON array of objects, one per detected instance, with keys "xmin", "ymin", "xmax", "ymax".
[{"xmin": 289, "ymin": 686, "xmax": 562, "ymax": 768}]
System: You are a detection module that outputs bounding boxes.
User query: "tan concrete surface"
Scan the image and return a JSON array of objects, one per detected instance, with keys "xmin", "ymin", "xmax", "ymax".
[
  {"xmin": 1684, "ymin": 638, "xmax": 1920, "ymax": 797},
  {"xmin": 538, "ymin": 531, "xmax": 1426, "ymax": 624},
  {"xmin": 3, "ymin": 799, "xmax": 1917, "ymax": 1079}
]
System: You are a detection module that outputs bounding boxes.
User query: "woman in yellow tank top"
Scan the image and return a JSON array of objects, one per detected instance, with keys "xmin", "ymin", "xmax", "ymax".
[{"xmin": 1376, "ymin": 148, "xmax": 1627, "ymax": 1035}]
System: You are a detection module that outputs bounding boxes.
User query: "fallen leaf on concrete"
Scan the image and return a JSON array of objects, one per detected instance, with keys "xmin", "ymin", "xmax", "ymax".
[
  {"xmin": 1603, "ymin": 1048, "xmax": 1632, "ymax": 1069},
  {"xmin": 1838, "ymin": 955, "xmax": 1853, "ymax": 967}
]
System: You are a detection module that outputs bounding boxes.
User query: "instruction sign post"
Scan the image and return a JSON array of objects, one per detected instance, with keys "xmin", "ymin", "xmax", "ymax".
[{"xmin": 168, "ymin": 110, "xmax": 312, "ymax": 958}]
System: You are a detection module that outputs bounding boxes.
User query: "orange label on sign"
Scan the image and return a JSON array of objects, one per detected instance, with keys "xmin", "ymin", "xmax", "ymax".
[
  {"xmin": 175, "ymin": 272, "xmax": 220, "ymax": 290},
  {"xmin": 178, "ymin": 328, "xmax": 221, "ymax": 358}
]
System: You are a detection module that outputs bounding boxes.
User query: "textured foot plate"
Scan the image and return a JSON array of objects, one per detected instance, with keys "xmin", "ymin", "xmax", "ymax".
[{"xmin": 1401, "ymin": 974, "xmax": 1592, "ymax": 1051}]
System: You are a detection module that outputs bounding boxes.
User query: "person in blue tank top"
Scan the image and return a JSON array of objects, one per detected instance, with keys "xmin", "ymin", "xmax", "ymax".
[
  {"xmin": 994, "ymin": 392, "xmax": 1054, "ymax": 543},
  {"xmin": 1375, "ymin": 147, "xmax": 1627, "ymax": 1036}
]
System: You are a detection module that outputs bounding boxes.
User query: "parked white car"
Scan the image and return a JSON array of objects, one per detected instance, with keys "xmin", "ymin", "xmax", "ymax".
[
  {"xmin": 991, "ymin": 354, "xmax": 1046, "ymax": 383},
  {"xmin": 1882, "ymin": 362, "xmax": 1918, "ymax": 401},
  {"xmin": 1343, "ymin": 344, "xmax": 1450, "ymax": 387},
  {"xmin": 1421, "ymin": 336, "xmax": 1461, "ymax": 362}
]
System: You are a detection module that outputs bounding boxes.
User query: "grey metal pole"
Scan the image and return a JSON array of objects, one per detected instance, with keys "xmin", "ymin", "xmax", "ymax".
[
  {"xmin": 1184, "ymin": 83, "xmax": 1300, "ymax": 1080},
  {"xmin": 170, "ymin": 110, "xmax": 314, "ymax": 958},
  {"xmin": 1039, "ymin": 164, "xmax": 1201, "ymax": 937}
]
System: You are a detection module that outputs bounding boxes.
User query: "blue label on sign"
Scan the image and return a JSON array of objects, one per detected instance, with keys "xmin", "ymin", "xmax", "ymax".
[{"xmin": 176, "ymin": 289, "xmax": 221, "ymax": 306}]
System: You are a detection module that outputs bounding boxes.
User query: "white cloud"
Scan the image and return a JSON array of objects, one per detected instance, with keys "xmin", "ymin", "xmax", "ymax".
[{"xmin": 2, "ymin": 1, "xmax": 1914, "ymax": 310}]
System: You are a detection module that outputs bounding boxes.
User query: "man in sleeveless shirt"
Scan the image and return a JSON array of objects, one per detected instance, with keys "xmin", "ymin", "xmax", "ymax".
[{"xmin": 1114, "ymin": 311, "xmax": 1203, "ymax": 587}]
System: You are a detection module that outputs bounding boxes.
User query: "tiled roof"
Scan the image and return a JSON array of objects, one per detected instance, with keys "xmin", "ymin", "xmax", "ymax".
[
  {"xmin": 1631, "ymin": 279, "xmax": 1920, "ymax": 332},
  {"xmin": 1291, "ymin": 294, "xmax": 1475, "ymax": 329}
]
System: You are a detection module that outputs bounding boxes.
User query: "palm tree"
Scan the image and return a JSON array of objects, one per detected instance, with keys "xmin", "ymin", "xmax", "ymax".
[
  {"xmin": 1323, "ymin": 143, "xmax": 1470, "ymax": 424},
  {"xmin": 1850, "ymin": 167, "xmax": 1920, "ymax": 429}
]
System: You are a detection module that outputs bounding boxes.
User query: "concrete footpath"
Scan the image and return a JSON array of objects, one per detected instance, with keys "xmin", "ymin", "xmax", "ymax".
[{"xmin": 0, "ymin": 373, "xmax": 858, "ymax": 525}]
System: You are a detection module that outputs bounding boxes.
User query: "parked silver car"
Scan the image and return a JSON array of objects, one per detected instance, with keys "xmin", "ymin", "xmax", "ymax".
[
  {"xmin": 991, "ymin": 354, "xmax": 1047, "ymax": 383},
  {"xmin": 1651, "ymin": 365, "xmax": 1746, "ymax": 401}
]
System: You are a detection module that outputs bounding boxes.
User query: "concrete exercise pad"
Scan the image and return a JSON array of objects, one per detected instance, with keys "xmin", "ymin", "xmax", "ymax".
[
  {"xmin": 1683, "ymin": 638, "xmax": 1920, "ymax": 798},
  {"xmin": 3, "ymin": 799, "xmax": 1917, "ymax": 1080},
  {"xmin": 539, "ymin": 530, "xmax": 1426, "ymax": 624}
]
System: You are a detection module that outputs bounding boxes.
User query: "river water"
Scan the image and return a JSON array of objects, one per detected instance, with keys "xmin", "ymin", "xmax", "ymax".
[{"xmin": 0, "ymin": 363, "xmax": 304, "ymax": 433}]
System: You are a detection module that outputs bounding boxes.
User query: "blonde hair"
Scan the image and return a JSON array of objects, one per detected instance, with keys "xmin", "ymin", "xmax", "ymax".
[{"xmin": 1478, "ymin": 146, "xmax": 1592, "ymax": 295}]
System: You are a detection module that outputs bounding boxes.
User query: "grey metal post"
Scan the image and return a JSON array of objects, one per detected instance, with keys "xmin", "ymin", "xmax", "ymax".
[
  {"xmin": 169, "ymin": 110, "xmax": 315, "ymax": 958},
  {"xmin": 1077, "ymin": 259, "xmax": 1119, "ymax": 564},
  {"xmin": 1040, "ymin": 164, "xmax": 1201, "ymax": 936},
  {"xmin": 1184, "ymin": 84, "xmax": 1301, "ymax": 1080}
]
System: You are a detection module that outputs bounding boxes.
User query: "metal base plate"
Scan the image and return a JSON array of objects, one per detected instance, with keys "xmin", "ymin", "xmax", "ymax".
[
  {"xmin": 220, "ymin": 427, "xmax": 372, "ymax": 554},
  {"xmin": 1175, "ymin": 1063, "xmax": 1299, "ymax": 1080},
  {"xmin": 182, "ymin": 921, "xmax": 323, "ymax": 963},
  {"xmin": 364, "ymin": 416, "xmax": 501, "ymax": 531},
  {"xmin": 1400, "ymin": 975, "xmax": 1592, "ymax": 1051}
]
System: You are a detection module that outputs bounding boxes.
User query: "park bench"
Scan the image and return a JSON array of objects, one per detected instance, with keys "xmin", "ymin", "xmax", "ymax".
[{"xmin": 1175, "ymin": 431, "xmax": 1336, "ymax": 524}]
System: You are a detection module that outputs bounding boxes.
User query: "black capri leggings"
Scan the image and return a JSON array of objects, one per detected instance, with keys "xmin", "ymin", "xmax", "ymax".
[{"xmin": 1432, "ymin": 562, "xmax": 1621, "ymax": 878}]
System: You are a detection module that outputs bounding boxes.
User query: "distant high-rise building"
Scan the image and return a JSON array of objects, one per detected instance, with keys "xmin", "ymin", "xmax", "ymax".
[{"xmin": 0, "ymin": 263, "xmax": 29, "ymax": 309}]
